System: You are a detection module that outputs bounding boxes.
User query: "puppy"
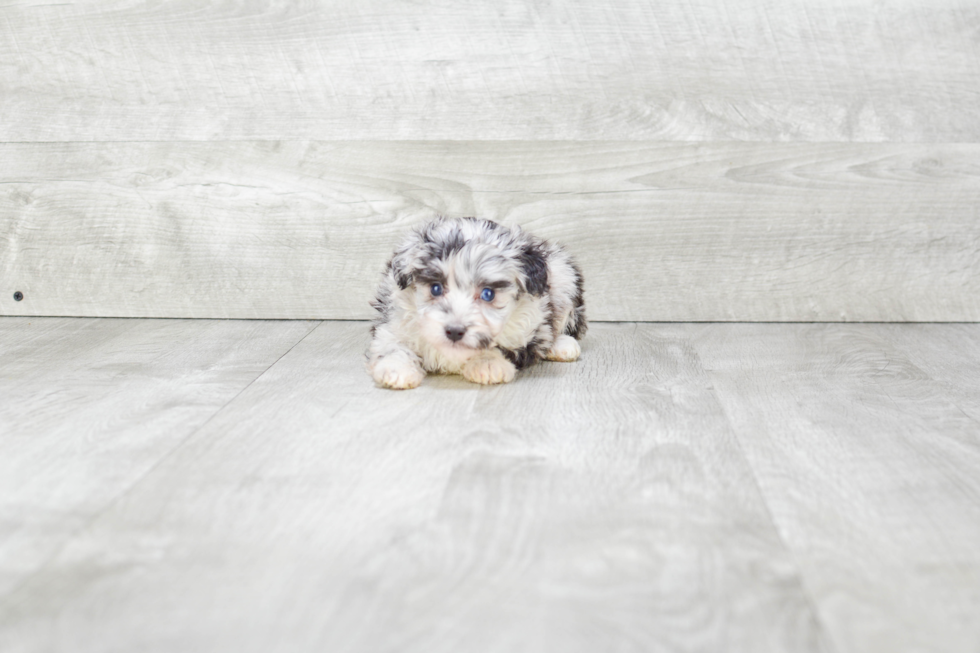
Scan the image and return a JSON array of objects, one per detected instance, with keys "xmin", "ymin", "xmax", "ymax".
[{"xmin": 367, "ymin": 217, "xmax": 586, "ymax": 389}]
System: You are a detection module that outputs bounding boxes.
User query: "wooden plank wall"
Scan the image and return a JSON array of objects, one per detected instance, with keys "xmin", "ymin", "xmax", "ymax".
[{"xmin": 2, "ymin": 0, "xmax": 979, "ymax": 320}]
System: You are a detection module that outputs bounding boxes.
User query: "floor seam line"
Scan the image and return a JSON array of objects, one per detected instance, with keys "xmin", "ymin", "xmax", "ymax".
[
  {"xmin": 694, "ymin": 348, "xmax": 843, "ymax": 653},
  {"xmin": 0, "ymin": 319, "xmax": 324, "ymax": 606}
]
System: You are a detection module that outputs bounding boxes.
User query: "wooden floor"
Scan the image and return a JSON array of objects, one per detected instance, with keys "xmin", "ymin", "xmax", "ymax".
[{"xmin": 1, "ymin": 319, "xmax": 978, "ymax": 653}]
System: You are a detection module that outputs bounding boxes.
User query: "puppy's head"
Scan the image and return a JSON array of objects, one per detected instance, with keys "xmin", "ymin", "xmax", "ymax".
[{"xmin": 389, "ymin": 218, "xmax": 546, "ymax": 361}]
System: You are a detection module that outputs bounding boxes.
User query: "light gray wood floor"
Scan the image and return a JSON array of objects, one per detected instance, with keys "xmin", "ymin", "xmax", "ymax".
[{"xmin": 1, "ymin": 318, "xmax": 978, "ymax": 653}]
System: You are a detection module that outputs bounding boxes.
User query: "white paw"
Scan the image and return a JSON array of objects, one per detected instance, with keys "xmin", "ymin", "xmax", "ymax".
[
  {"xmin": 462, "ymin": 355, "xmax": 517, "ymax": 385},
  {"xmin": 545, "ymin": 335, "xmax": 581, "ymax": 362},
  {"xmin": 372, "ymin": 357, "xmax": 425, "ymax": 390}
]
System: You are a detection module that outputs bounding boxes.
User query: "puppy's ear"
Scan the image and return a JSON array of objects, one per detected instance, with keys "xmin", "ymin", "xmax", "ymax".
[
  {"xmin": 389, "ymin": 229, "xmax": 426, "ymax": 290},
  {"xmin": 518, "ymin": 243, "xmax": 550, "ymax": 296},
  {"xmin": 389, "ymin": 250, "xmax": 414, "ymax": 290},
  {"xmin": 391, "ymin": 264, "xmax": 412, "ymax": 290}
]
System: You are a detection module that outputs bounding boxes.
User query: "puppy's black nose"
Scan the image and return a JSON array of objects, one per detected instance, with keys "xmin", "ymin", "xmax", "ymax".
[{"xmin": 445, "ymin": 325, "xmax": 466, "ymax": 342}]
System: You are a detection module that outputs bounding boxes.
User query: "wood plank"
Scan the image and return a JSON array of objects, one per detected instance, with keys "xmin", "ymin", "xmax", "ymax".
[
  {"xmin": 3, "ymin": 141, "xmax": 980, "ymax": 321},
  {"xmin": 0, "ymin": 317, "xmax": 318, "ymax": 599},
  {"xmin": 1, "ymin": 0, "xmax": 978, "ymax": 141},
  {"xmin": 0, "ymin": 322, "xmax": 828, "ymax": 653},
  {"xmin": 692, "ymin": 323, "xmax": 980, "ymax": 653},
  {"xmin": 876, "ymin": 324, "xmax": 980, "ymax": 423}
]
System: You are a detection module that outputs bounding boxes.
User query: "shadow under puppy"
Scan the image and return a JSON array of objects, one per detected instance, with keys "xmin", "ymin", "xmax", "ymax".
[{"xmin": 368, "ymin": 217, "xmax": 587, "ymax": 389}]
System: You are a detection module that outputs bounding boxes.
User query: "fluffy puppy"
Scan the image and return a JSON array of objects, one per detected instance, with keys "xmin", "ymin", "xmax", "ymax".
[{"xmin": 367, "ymin": 217, "xmax": 586, "ymax": 389}]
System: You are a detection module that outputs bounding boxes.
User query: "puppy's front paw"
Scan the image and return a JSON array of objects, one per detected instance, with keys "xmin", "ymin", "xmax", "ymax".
[
  {"xmin": 372, "ymin": 357, "xmax": 425, "ymax": 390},
  {"xmin": 462, "ymin": 354, "xmax": 516, "ymax": 385},
  {"xmin": 545, "ymin": 335, "xmax": 581, "ymax": 362}
]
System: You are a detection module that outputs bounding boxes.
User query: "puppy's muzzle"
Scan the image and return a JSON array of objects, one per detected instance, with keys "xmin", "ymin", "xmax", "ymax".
[{"xmin": 445, "ymin": 325, "xmax": 467, "ymax": 343}]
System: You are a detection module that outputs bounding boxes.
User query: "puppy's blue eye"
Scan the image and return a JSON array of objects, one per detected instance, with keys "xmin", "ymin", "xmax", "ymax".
[
  {"xmin": 431, "ymin": 283, "xmax": 443, "ymax": 297},
  {"xmin": 480, "ymin": 288, "xmax": 495, "ymax": 302}
]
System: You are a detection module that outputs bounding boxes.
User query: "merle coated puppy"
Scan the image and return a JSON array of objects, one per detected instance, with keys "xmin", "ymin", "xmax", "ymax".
[{"xmin": 367, "ymin": 217, "xmax": 586, "ymax": 389}]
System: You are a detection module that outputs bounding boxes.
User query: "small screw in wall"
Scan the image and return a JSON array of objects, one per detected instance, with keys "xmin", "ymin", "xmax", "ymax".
[{"xmin": 13, "ymin": 291, "xmax": 23, "ymax": 301}]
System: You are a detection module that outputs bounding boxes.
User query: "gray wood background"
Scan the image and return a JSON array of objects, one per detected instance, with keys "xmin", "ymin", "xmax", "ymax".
[
  {"xmin": 2, "ymin": 0, "xmax": 978, "ymax": 320},
  {"xmin": 4, "ymin": 318, "xmax": 980, "ymax": 651}
]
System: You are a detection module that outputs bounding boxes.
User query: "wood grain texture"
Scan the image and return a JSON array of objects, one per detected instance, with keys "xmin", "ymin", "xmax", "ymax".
[
  {"xmin": 0, "ymin": 317, "xmax": 318, "ymax": 599},
  {"xmin": 876, "ymin": 324, "xmax": 980, "ymax": 424},
  {"xmin": 691, "ymin": 323, "xmax": 980, "ymax": 653},
  {"xmin": 1, "ymin": 0, "xmax": 978, "ymax": 142},
  {"xmin": 3, "ymin": 140, "xmax": 980, "ymax": 321},
  {"xmin": 0, "ymin": 321, "xmax": 827, "ymax": 653}
]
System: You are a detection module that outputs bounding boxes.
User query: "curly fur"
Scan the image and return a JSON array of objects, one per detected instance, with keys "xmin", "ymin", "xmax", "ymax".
[{"xmin": 367, "ymin": 217, "xmax": 587, "ymax": 389}]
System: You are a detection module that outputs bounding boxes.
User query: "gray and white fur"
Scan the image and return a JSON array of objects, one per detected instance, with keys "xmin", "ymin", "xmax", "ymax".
[{"xmin": 367, "ymin": 217, "xmax": 586, "ymax": 389}]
